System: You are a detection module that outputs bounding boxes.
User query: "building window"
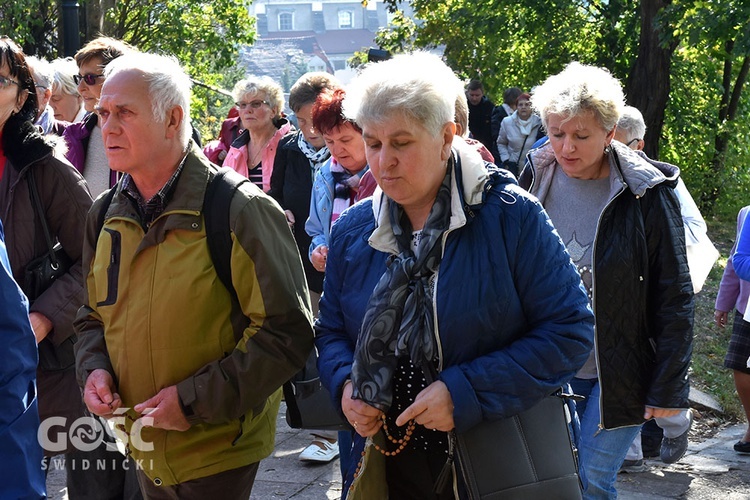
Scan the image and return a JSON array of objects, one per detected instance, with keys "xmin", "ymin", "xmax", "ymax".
[
  {"xmin": 338, "ymin": 10, "xmax": 353, "ymax": 29},
  {"xmin": 279, "ymin": 12, "xmax": 294, "ymax": 31}
]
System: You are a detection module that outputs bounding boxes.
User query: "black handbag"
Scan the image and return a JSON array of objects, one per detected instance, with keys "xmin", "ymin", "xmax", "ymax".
[
  {"xmin": 23, "ymin": 168, "xmax": 72, "ymax": 302},
  {"xmin": 455, "ymin": 392, "xmax": 583, "ymax": 499},
  {"xmin": 283, "ymin": 348, "xmax": 351, "ymax": 431}
]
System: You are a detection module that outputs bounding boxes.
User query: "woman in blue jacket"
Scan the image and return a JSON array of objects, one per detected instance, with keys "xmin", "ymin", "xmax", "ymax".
[
  {"xmin": 314, "ymin": 52, "xmax": 594, "ymax": 499},
  {"xmin": 0, "ymin": 220, "xmax": 45, "ymax": 499}
]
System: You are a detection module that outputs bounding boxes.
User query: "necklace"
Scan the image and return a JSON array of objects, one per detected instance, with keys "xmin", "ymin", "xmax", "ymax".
[
  {"xmin": 350, "ymin": 415, "xmax": 416, "ymax": 493},
  {"xmin": 247, "ymin": 131, "xmax": 275, "ymax": 168}
]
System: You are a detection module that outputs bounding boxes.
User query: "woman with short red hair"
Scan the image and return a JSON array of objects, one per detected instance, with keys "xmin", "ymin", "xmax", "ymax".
[{"xmin": 305, "ymin": 88, "xmax": 371, "ymax": 273}]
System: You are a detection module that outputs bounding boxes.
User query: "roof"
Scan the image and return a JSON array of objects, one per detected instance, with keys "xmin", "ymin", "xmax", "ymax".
[{"xmin": 260, "ymin": 29, "xmax": 376, "ymax": 56}]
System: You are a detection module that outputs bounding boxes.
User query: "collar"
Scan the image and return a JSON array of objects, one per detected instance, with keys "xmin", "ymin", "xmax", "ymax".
[
  {"xmin": 369, "ymin": 137, "xmax": 490, "ymax": 254},
  {"xmin": 122, "ymin": 150, "xmax": 189, "ymax": 226}
]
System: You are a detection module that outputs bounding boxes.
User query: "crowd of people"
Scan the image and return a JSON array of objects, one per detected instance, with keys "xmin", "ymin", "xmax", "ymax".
[{"xmin": 0, "ymin": 28, "xmax": 748, "ymax": 500}]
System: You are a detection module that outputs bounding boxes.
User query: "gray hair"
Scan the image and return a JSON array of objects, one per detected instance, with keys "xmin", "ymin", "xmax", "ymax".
[
  {"xmin": 232, "ymin": 75, "xmax": 285, "ymax": 120},
  {"xmin": 454, "ymin": 93, "xmax": 469, "ymax": 138},
  {"xmin": 50, "ymin": 57, "xmax": 80, "ymax": 96},
  {"xmin": 104, "ymin": 53, "xmax": 193, "ymax": 146},
  {"xmin": 26, "ymin": 55, "xmax": 54, "ymax": 90},
  {"xmin": 532, "ymin": 62, "xmax": 624, "ymax": 132},
  {"xmin": 343, "ymin": 51, "xmax": 462, "ymax": 137},
  {"xmin": 617, "ymin": 105, "xmax": 647, "ymax": 144}
]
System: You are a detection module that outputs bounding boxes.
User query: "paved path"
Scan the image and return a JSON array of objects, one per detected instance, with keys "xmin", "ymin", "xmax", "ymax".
[{"xmin": 47, "ymin": 404, "xmax": 750, "ymax": 499}]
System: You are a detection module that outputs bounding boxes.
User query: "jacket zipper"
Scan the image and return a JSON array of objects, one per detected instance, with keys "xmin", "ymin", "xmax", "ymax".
[{"xmin": 592, "ymin": 182, "xmax": 627, "ymax": 431}]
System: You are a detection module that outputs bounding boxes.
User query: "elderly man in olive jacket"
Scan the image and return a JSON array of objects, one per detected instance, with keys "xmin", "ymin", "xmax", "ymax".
[{"xmin": 74, "ymin": 52, "xmax": 313, "ymax": 497}]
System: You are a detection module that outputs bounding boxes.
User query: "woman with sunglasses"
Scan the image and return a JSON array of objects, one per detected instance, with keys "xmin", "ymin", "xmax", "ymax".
[
  {"xmin": 62, "ymin": 36, "xmax": 133, "ymax": 196},
  {"xmin": 0, "ymin": 36, "xmax": 94, "ymax": 498},
  {"xmin": 223, "ymin": 75, "xmax": 292, "ymax": 191}
]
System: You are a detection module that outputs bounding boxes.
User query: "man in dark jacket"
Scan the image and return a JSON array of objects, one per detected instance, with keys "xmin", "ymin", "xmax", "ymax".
[{"xmin": 467, "ymin": 79, "xmax": 499, "ymax": 164}]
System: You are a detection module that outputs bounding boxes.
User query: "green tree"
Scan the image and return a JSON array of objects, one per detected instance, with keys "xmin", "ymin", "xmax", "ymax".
[
  {"xmin": 0, "ymin": 0, "xmax": 254, "ymax": 138},
  {"xmin": 0, "ymin": 0, "xmax": 59, "ymax": 57},
  {"xmin": 376, "ymin": 0, "xmax": 750, "ymax": 215}
]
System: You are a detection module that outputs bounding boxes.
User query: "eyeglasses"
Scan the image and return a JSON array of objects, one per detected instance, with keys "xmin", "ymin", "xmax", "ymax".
[
  {"xmin": 626, "ymin": 138, "xmax": 642, "ymax": 147},
  {"xmin": 74, "ymin": 73, "xmax": 105, "ymax": 86},
  {"xmin": 0, "ymin": 75, "xmax": 19, "ymax": 89},
  {"xmin": 235, "ymin": 100, "xmax": 269, "ymax": 110}
]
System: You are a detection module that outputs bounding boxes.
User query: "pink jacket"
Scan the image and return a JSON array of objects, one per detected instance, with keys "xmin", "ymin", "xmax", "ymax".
[{"xmin": 223, "ymin": 120, "xmax": 292, "ymax": 191}]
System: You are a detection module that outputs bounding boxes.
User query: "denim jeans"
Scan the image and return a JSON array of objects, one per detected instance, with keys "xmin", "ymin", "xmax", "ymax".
[{"xmin": 571, "ymin": 378, "xmax": 642, "ymax": 499}]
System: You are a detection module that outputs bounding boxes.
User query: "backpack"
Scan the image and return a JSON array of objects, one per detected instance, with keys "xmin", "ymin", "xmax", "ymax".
[
  {"xmin": 95, "ymin": 166, "xmax": 248, "ymax": 338},
  {"xmin": 97, "ymin": 166, "xmax": 348, "ymax": 430}
]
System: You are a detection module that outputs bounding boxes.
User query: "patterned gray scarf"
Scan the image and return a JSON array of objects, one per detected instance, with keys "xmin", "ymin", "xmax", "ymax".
[
  {"xmin": 296, "ymin": 131, "xmax": 330, "ymax": 175},
  {"xmin": 351, "ymin": 165, "xmax": 453, "ymax": 412}
]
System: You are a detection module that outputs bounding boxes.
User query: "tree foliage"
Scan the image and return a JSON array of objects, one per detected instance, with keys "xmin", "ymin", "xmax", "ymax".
[
  {"xmin": 1, "ymin": 0, "xmax": 255, "ymax": 141},
  {"xmin": 377, "ymin": 0, "xmax": 750, "ymax": 217},
  {"xmin": 0, "ymin": 0, "xmax": 59, "ymax": 57}
]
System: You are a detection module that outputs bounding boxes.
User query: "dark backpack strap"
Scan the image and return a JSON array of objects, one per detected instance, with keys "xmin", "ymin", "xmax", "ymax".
[
  {"xmin": 95, "ymin": 188, "xmax": 117, "ymax": 235},
  {"xmin": 204, "ymin": 167, "xmax": 249, "ymax": 341}
]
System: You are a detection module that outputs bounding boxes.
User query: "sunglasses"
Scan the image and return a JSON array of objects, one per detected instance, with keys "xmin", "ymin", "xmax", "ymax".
[
  {"xmin": 0, "ymin": 75, "xmax": 19, "ymax": 89},
  {"xmin": 235, "ymin": 100, "xmax": 269, "ymax": 110},
  {"xmin": 74, "ymin": 73, "xmax": 105, "ymax": 86}
]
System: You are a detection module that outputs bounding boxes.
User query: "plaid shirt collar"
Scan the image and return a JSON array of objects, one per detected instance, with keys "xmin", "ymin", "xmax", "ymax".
[{"xmin": 122, "ymin": 152, "xmax": 189, "ymax": 228}]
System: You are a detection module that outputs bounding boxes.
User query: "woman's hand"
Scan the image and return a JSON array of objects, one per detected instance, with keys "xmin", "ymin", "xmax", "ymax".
[
  {"xmin": 284, "ymin": 210, "xmax": 295, "ymax": 231},
  {"xmin": 342, "ymin": 380, "xmax": 383, "ymax": 437},
  {"xmin": 311, "ymin": 244, "xmax": 328, "ymax": 272},
  {"xmin": 715, "ymin": 310, "xmax": 729, "ymax": 329},
  {"xmin": 29, "ymin": 311, "xmax": 53, "ymax": 343},
  {"xmin": 644, "ymin": 406, "xmax": 680, "ymax": 419},
  {"xmin": 396, "ymin": 380, "xmax": 455, "ymax": 432}
]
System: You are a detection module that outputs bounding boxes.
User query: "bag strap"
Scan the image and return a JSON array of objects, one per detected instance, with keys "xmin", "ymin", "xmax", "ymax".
[
  {"xmin": 516, "ymin": 133, "xmax": 531, "ymax": 166},
  {"xmin": 204, "ymin": 167, "xmax": 250, "ymax": 343},
  {"xmin": 95, "ymin": 167, "xmax": 249, "ymax": 342},
  {"xmin": 27, "ymin": 168, "xmax": 59, "ymax": 266}
]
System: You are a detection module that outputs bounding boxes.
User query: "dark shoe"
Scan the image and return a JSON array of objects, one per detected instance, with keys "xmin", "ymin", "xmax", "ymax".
[
  {"xmin": 619, "ymin": 459, "xmax": 646, "ymax": 473},
  {"xmin": 734, "ymin": 441, "xmax": 750, "ymax": 453},
  {"xmin": 660, "ymin": 411, "xmax": 692, "ymax": 464}
]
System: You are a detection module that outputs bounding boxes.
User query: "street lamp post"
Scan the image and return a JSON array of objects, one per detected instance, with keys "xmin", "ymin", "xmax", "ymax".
[{"xmin": 61, "ymin": 0, "xmax": 80, "ymax": 56}]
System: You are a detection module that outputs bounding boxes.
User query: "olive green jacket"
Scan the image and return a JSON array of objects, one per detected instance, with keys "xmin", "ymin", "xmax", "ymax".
[{"xmin": 74, "ymin": 142, "xmax": 314, "ymax": 486}]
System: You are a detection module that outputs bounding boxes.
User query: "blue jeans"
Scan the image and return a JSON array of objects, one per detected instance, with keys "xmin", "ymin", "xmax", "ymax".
[{"xmin": 571, "ymin": 378, "xmax": 642, "ymax": 499}]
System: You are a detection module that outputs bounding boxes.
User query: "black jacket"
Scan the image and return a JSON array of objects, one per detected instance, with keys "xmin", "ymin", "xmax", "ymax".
[
  {"xmin": 268, "ymin": 131, "xmax": 325, "ymax": 293},
  {"xmin": 520, "ymin": 142, "xmax": 694, "ymax": 429},
  {"xmin": 468, "ymin": 96, "xmax": 497, "ymax": 162}
]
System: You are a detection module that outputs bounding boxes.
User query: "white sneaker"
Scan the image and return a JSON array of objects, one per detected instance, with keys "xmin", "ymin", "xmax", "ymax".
[{"xmin": 299, "ymin": 438, "xmax": 339, "ymax": 462}]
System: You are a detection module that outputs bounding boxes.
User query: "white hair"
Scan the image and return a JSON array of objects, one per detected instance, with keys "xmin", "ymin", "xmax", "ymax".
[
  {"xmin": 343, "ymin": 51, "xmax": 463, "ymax": 137},
  {"xmin": 104, "ymin": 52, "xmax": 193, "ymax": 146},
  {"xmin": 617, "ymin": 105, "xmax": 647, "ymax": 143},
  {"xmin": 532, "ymin": 62, "xmax": 624, "ymax": 132},
  {"xmin": 231, "ymin": 75, "xmax": 285, "ymax": 120},
  {"xmin": 26, "ymin": 55, "xmax": 54, "ymax": 89},
  {"xmin": 50, "ymin": 57, "xmax": 80, "ymax": 96}
]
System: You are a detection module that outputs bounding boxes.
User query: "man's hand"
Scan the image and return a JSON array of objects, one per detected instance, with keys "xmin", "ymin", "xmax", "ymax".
[
  {"xmin": 29, "ymin": 311, "xmax": 53, "ymax": 343},
  {"xmin": 311, "ymin": 245, "xmax": 328, "ymax": 272},
  {"xmin": 396, "ymin": 380, "xmax": 455, "ymax": 432},
  {"xmin": 83, "ymin": 369, "xmax": 122, "ymax": 418},
  {"xmin": 342, "ymin": 380, "xmax": 383, "ymax": 437},
  {"xmin": 644, "ymin": 406, "xmax": 680, "ymax": 420},
  {"xmin": 134, "ymin": 385, "xmax": 190, "ymax": 431}
]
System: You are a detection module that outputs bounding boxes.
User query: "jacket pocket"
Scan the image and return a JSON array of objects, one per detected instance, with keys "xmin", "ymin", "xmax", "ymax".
[{"xmin": 97, "ymin": 229, "xmax": 121, "ymax": 307}]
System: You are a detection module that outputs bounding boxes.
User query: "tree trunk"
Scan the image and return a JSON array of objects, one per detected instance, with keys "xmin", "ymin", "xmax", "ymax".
[{"xmin": 624, "ymin": 0, "xmax": 678, "ymax": 160}]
